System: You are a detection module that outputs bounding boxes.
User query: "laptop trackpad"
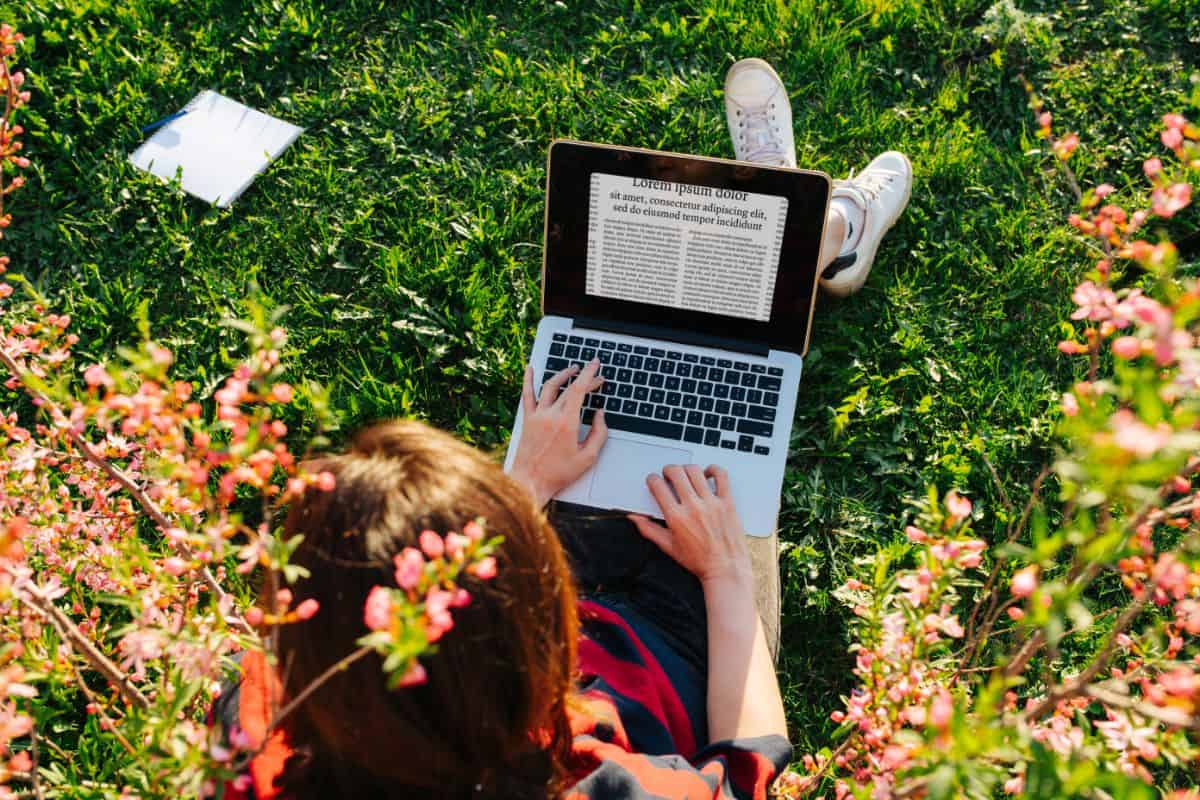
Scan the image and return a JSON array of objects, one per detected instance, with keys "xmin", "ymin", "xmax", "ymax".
[{"xmin": 588, "ymin": 438, "xmax": 692, "ymax": 517}]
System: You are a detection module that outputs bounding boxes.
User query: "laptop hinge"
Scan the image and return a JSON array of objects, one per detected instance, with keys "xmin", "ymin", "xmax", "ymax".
[{"xmin": 573, "ymin": 316, "xmax": 770, "ymax": 357}]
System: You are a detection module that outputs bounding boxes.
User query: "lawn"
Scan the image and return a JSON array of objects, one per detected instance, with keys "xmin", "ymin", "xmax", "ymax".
[{"xmin": 6, "ymin": 0, "xmax": 1200, "ymax": 762}]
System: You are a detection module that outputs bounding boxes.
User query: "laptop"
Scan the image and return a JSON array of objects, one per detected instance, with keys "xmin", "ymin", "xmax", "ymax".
[{"xmin": 503, "ymin": 140, "xmax": 831, "ymax": 537}]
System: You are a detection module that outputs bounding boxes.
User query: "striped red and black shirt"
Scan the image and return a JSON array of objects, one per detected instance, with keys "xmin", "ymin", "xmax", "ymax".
[{"xmin": 220, "ymin": 598, "xmax": 790, "ymax": 799}]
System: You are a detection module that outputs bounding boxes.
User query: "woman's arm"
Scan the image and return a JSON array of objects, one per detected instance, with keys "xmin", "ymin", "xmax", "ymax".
[
  {"xmin": 507, "ymin": 359, "xmax": 607, "ymax": 507},
  {"xmin": 629, "ymin": 465, "xmax": 787, "ymax": 743}
]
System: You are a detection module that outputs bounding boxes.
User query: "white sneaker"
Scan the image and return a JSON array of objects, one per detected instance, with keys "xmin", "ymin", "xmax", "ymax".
[
  {"xmin": 821, "ymin": 151, "xmax": 913, "ymax": 297},
  {"xmin": 724, "ymin": 58, "xmax": 796, "ymax": 168}
]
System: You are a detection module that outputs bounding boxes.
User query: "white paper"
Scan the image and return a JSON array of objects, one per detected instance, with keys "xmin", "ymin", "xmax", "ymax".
[
  {"xmin": 129, "ymin": 90, "xmax": 303, "ymax": 207},
  {"xmin": 585, "ymin": 172, "xmax": 789, "ymax": 322}
]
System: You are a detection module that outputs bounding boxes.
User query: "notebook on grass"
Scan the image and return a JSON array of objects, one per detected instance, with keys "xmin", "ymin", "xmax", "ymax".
[{"xmin": 129, "ymin": 90, "xmax": 303, "ymax": 207}]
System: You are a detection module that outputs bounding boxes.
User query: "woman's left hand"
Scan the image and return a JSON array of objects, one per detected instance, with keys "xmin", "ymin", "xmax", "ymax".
[{"xmin": 508, "ymin": 359, "xmax": 608, "ymax": 507}]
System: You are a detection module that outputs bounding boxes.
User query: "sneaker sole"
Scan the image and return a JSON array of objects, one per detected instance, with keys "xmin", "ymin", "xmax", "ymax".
[{"xmin": 820, "ymin": 152, "xmax": 913, "ymax": 298}]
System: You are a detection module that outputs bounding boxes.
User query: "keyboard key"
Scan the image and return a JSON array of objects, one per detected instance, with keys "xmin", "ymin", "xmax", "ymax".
[
  {"xmin": 661, "ymin": 361, "xmax": 675, "ymax": 375},
  {"xmin": 585, "ymin": 338, "xmax": 599, "ymax": 347},
  {"xmin": 666, "ymin": 391, "xmax": 681, "ymax": 406},
  {"xmin": 763, "ymin": 392, "xmax": 779, "ymax": 407},
  {"xmin": 667, "ymin": 351, "xmax": 682, "ymax": 360},
  {"xmin": 589, "ymin": 394, "xmax": 605, "ymax": 408},
  {"xmin": 617, "ymin": 368, "xmax": 632, "ymax": 382},
  {"xmin": 747, "ymin": 389, "xmax": 763, "ymax": 404},
  {"xmin": 735, "ymin": 361, "xmax": 749, "ymax": 370},
  {"xmin": 546, "ymin": 357, "xmax": 569, "ymax": 371},
  {"xmin": 750, "ymin": 364, "xmax": 765, "ymax": 374},
  {"xmin": 705, "ymin": 429, "xmax": 721, "ymax": 447},
  {"xmin": 697, "ymin": 382, "xmax": 714, "ymax": 396},
  {"xmin": 622, "ymin": 399, "xmax": 637, "ymax": 414},
  {"xmin": 720, "ymin": 417, "xmax": 736, "ymax": 432},
  {"xmin": 754, "ymin": 445, "xmax": 770, "ymax": 455},
  {"xmin": 634, "ymin": 386, "xmax": 649, "ymax": 401},
  {"xmin": 601, "ymin": 340, "xmax": 616, "ymax": 350},
  {"xmin": 708, "ymin": 368, "xmax": 723, "ymax": 383},
  {"xmin": 714, "ymin": 384, "xmax": 730, "ymax": 399},
  {"xmin": 738, "ymin": 435, "xmax": 754, "ymax": 452},
  {"xmin": 741, "ymin": 372, "xmax": 756, "ymax": 387},
  {"xmin": 651, "ymin": 348, "xmax": 665, "ymax": 358},
  {"xmin": 628, "ymin": 355, "xmax": 643, "ymax": 370},
  {"xmin": 649, "ymin": 374, "xmax": 664, "ymax": 388},
  {"xmin": 687, "ymin": 411, "xmax": 703, "ymax": 425},
  {"xmin": 638, "ymin": 402, "xmax": 654, "ymax": 417},
  {"xmin": 683, "ymin": 353, "xmax": 699, "ymax": 363},
  {"xmin": 654, "ymin": 406, "xmax": 670, "ymax": 421},
  {"xmin": 759, "ymin": 376, "xmax": 782, "ymax": 391},
  {"xmin": 601, "ymin": 365, "xmax": 616, "ymax": 380},
  {"xmin": 721, "ymin": 440, "xmax": 736, "ymax": 450},
  {"xmin": 634, "ymin": 345, "xmax": 649, "ymax": 355},
  {"xmin": 717, "ymin": 358, "xmax": 732, "ymax": 368},
  {"xmin": 715, "ymin": 400, "xmax": 731, "ymax": 414},
  {"xmin": 650, "ymin": 389, "xmax": 665, "ymax": 404},
  {"xmin": 731, "ymin": 402, "xmax": 748, "ymax": 417},
  {"xmin": 606, "ymin": 397, "xmax": 621, "ymax": 411},
  {"xmin": 613, "ymin": 352, "xmax": 628, "ymax": 367},
  {"xmin": 600, "ymin": 382, "xmax": 616, "ymax": 395},
  {"xmin": 617, "ymin": 384, "xmax": 633, "ymax": 398},
  {"xmin": 737, "ymin": 419, "xmax": 773, "ymax": 437},
  {"xmin": 553, "ymin": 333, "xmax": 568, "ymax": 342},
  {"xmin": 665, "ymin": 376, "xmax": 680, "ymax": 391},
  {"xmin": 670, "ymin": 408, "xmax": 686, "ymax": 423},
  {"xmin": 693, "ymin": 366, "xmax": 707, "ymax": 380},
  {"xmin": 700, "ymin": 356, "xmax": 716, "ymax": 366},
  {"xmin": 582, "ymin": 407, "xmax": 595, "ymax": 425},
  {"xmin": 632, "ymin": 372, "xmax": 648, "ymax": 386},
  {"xmin": 681, "ymin": 379, "xmax": 697, "ymax": 393},
  {"xmin": 684, "ymin": 426, "xmax": 704, "ymax": 444},
  {"xmin": 618, "ymin": 343, "xmax": 632, "ymax": 352},
  {"xmin": 569, "ymin": 335, "xmax": 583, "ymax": 344},
  {"xmin": 550, "ymin": 342, "xmax": 565, "ymax": 356},
  {"xmin": 581, "ymin": 348, "xmax": 596, "ymax": 360},
  {"xmin": 598, "ymin": 350, "xmax": 613, "ymax": 365},
  {"xmin": 730, "ymin": 387, "xmax": 746, "ymax": 401},
  {"xmin": 676, "ymin": 363, "xmax": 692, "ymax": 378},
  {"xmin": 749, "ymin": 405, "xmax": 775, "ymax": 421},
  {"xmin": 682, "ymin": 395, "xmax": 698, "ymax": 409},
  {"xmin": 726, "ymin": 372, "xmax": 741, "ymax": 386},
  {"xmin": 768, "ymin": 366, "xmax": 784, "ymax": 376},
  {"xmin": 699, "ymin": 397, "xmax": 714, "ymax": 411},
  {"xmin": 644, "ymin": 358, "xmax": 660, "ymax": 372},
  {"xmin": 603, "ymin": 413, "xmax": 683, "ymax": 440},
  {"xmin": 704, "ymin": 413, "xmax": 719, "ymax": 428}
]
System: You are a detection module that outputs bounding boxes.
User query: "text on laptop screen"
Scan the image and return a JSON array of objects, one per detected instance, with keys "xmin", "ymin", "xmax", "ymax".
[{"xmin": 585, "ymin": 172, "xmax": 789, "ymax": 323}]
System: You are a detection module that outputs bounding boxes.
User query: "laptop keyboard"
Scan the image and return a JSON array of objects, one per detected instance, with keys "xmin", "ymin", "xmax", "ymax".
[{"xmin": 542, "ymin": 332, "xmax": 783, "ymax": 455}]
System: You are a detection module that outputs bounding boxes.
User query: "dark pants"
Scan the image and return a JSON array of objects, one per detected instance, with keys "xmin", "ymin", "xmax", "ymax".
[{"xmin": 550, "ymin": 501, "xmax": 708, "ymax": 673}]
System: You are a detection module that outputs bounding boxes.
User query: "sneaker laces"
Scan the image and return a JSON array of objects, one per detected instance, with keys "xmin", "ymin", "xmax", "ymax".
[
  {"xmin": 737, "ymin": 106, "xmax": 787, "ymax": 165},
  {"xmin": 836, "ymin": 167, "xmax": 902, "ymax": 204}
]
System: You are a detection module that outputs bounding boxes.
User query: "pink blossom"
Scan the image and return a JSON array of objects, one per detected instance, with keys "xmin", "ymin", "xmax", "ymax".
[
  {"xmin": 162, "ymin": 556, "xmax": 189, "ymax": 577},
  {"xmin": 1007, "ymin": 607, "xmax": 1025, "ymax": 621},
  {"xmin": 1053, "ymin": 132, "xmax": 1079, "ymax": 160},
  {"xmin": 1162, "ymin": 127, "xmax": 1184, "ymax": 150},
  {"xmin": 1163, "ymin": 112, "xmax": 1188, "ymax": 130},
  {"xmin": 244, "ymin": 607, "xmax": 264, "ymax": 627},
  {"xmin": 83, "ymin": 363, "xmax": 113, "ymax": 389},
  {"xmin": 940, "ymin": 615, "xmax": 965, "ymax": 638},
  {"xmin": 1111, "ymin": 409, "xmax": 1171, "ymax": 457},
  {"xmin": 445, "ymin": 532, "xmax": 469, "ymax": 561},
  {"xmin": 295, "ymin": 598, "xmax": 319, "ymax": 620},
  {"xmin": 363, "ymin": 586, "xmax": 393, "ymax": 631},
  {"xmin": 1037, "ymin": 111, "xmax": 1052, "ymax": 129},
  {"xmin": 929, "ymin": 688, "xmax": 953, "ymax": 729},
  {"xmin": 1143, "ymin": 157, "xmax": 1163, "ymax": 178},
  {"xmin": 468, "ymin": 556, "xmax": 497, "ymax": 580},
  {"xmin": 1111, "ymin": 336, "xmax": 1142, "ymax": 360},
  {"xmin": 1093, "ymin": 183, "xmax": 1115, "ymax": 200},
  {"xmin": 395, "ymin": 660, "xmax": 427, "ymax": 688},
  {"xmin": 425, "ymin": 587, "xmax": 455, "ymax": 641},
  {"xmin": 905, "ymin": 525, "xmax": 927, "ymax": 543},
  {"xmin": 463, "ymin": 520, "xmax": 485, "ymax": 541},
  {"xmin": 1061, "ymin": 392, "xmax": 1080, "ymax": 416},
  {"xmin": 1071, "ymin": 280, "xmax": 1117, "ymax": 321},
  {"xmin": 1151, "ymin": 183, "xmax": 1191, "ymax": 217},
  {"xmin": 1011, "ymin": 566, "xmax": 1039, "ymax": 598},
  {"xmin": 315, "ymin": 471, "xmax": 336, "ymax": 492},
  {"xmin": 1003, "ymin": 774, "xmax": 1025, "ymax": 794},
  {"xmin": 393, "ymin": 548, "xmax": 425, "ymax": 590},
  {"xmin": 945, "ymin": 491, "xmax": 972, "ymax": 521},
  {"xmin": 418, "ymin": 530, "xmax": 444, "ymax": 559}
]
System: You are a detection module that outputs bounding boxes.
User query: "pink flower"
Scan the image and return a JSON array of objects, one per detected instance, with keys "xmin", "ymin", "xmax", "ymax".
[
  {"xmin": 1007, "ymin": 607, "xmax": 1025, "ymax": 621},
  {"xmin": 1003, "ymin": 774, "xmax": 1025, "ymax": 794},
  {"xmin": 396, "ymin": 660, "xmax": 427, "ymax": 688},
  {"xmin": 83, "ymin": 363, "xmax": 113, "ymax": 389},
  {"xmin": 1037, "ymin": 111, "xmax": 1052, "ymax": 129},
  {"xmin": 1163, "ymin": 112, "xmax": 1187, "ymax": 130},
  {"xmin": 244, "ymin": 607, "xmax": 264, "ymax": 626},
  {"xmin": 1111, "ymin": 409, "xmax": 1171, "ymax": 457},
  {"xmin": 945, "ymin": 491, "xmax": 972, "ymax": 521},
  {"xmin": 1162, "ymin": 127, "xmax": 1184, "ymax": 150},
  {"xmin": 0, "ymin": 283, "xmax": 12, "ymax": 298},
  {"xmin": 270, "ymin": 383, "xmax": 294, "ymax": 403},
  {"xmin": 445, "ymin": 532, "xmax": 469, "ymax": 561},
  {"xmin": 468, "ymin": 556, "xmax": 497, "ymax": 580},
  {"xmin": 1071, "ymin": 280, "xmax": 1117, "ymax": 321},
  {"xmin": 393, "ymin": 548, "xmax": 425, "ymax": 590},
  {"xmin": 929, "ymin": 688, "xmax": 953, "ymax": 729},
  {"xmin": 905, "ymin": 525, "xmax": 927, "ymax": 543},
  {"xmin": 1053, "ymin": 132, "xmax": 1079, "ymax": 160},
  {"xmin": 1143, "ymin": 157, "xmax": 1163, "ymax": 178},
  {"xmin": 425, "ymin": 587, "xmax": 455, "ymax": 641},
  {"xmin": 363, "ymin": 586, "xmax": 393, "ymax": 632},
  {"xmin": 1093, "ymin": 183, "xmax": 1115, "ymax": 200},
  {"xmin": 941, "ymin": 615, "xmax": 965, "ymax": 638},
  {"xmin": 1111, "ymin": 336, "xmax": 1142, "ymax": 360},
  {"xmin": 1011, "ymin": 565, "xmax": 1039, "ymax": 598},
  {"xmin": 1061, "ymin": 392, "xmax": 1080, "ymax": 416},
  {"xmin": 162, "ymin": 557, "xmax": 189, "ymax": 577},
  {"xmin": 315, "ymin": 471, "xmax": 336, "ymax": 492},
  {"xmin": 463, "ymin": 520, "xmax": 485, "ymax": 542},
  {"xmin": 1151, "ymin": 183, "xmax": 1191, "ymax": 218},
  {"xmin": 295, "ymin": 599, "xmax": 320, "ymax": 620},
  {"xmin": 418, "ymin": 530, "xmax": 444, "ymax": 559}
]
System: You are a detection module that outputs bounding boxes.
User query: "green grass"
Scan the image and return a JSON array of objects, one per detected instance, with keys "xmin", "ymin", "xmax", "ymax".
[{"xmin": 6, "ymin": 0, "xmax": 1200, "ymax": 768}]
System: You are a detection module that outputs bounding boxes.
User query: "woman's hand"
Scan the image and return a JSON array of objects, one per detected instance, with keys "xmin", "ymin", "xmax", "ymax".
[
  {"xmin": 628, "ymin": 464, "xmax": 752, "ymax": 588},
  {"xmin": 508, "ymin": 359, "xmax": 608, "ymax": 508}
]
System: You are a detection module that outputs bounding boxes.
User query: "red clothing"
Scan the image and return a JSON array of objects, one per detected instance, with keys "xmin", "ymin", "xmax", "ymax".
[{"xmin": 219, "ymin": 599, "xmax": 789, "ymax": 799}]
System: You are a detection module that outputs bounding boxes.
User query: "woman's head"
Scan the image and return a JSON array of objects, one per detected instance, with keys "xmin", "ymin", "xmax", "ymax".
[{"xmin": 274, "ymin": 420, "xmax": 578, "ymax": 798}]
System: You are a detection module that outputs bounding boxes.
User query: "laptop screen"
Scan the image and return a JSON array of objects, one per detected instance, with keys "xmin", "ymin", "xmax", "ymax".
[{"xmin": 542, "ymin": 141, "xmax": 830, "ymax": 354}]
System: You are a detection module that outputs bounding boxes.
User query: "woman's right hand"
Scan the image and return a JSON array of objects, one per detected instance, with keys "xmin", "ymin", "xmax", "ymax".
[{"xmin": 628, "ymin": 464, "xmax": 752, "ymax": 588}]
